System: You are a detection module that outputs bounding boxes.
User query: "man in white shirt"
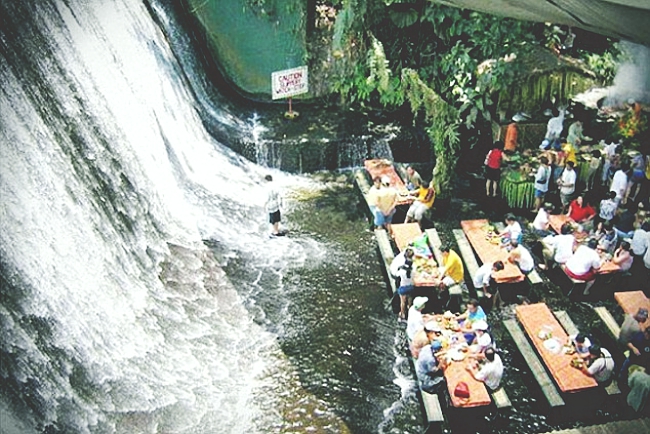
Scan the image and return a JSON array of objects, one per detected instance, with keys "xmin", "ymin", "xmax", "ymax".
[
  {"xmin": 406, "ymin": 296, "xmax": 430, "ymax": 340},
  {"xmin": 601, "ymin": 140, "xmax": 620, "ymax": 184},
  {"xmin": 564, "ymin": 239, "xmax": 602, "ymax": 295},
  {"xmin": 610, "ymin": 162, "xmax": 630, "ymax": 203},
  {"xmin": 473, "ymin": 261, "xmax": 505, "ymax": 309},
  {"xmin": 508, "ymin": 240, "xmax": 535, "ymax": 274},
  {"xmin": 532, "ymin": 204, "xmax": 552, "ymax": 235},
  {"xmin": 466, "ymin": 347, "xmax": 504, "ymax": 390},
  {"xmin": 631, "ymin": 222, "xmax": 650, "ymax": 256},
  {"xmin": 264, "ymin": 174, "xmax": 283, "ymax": 236},
  {"xmin": 580, "ymin": 345, "xmax": 615, "ymax": 385},
  {"xmin": 557, "ymin": 161, "xmax": 577, "ymax": 213},
  {"xmin": 540, "ymin": 223, "xmax": 575, "ymax": 269}
]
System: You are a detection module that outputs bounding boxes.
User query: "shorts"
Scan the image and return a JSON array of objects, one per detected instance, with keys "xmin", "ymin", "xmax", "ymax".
[
  {"xmin": 398, "ymin": 285, "xmax": 415, "ymax": 296},
  {"xmin": 565, "ymin": 267, "xmax": 597, "ymax": 282},
  {"xmin": 485, "ymin": 167, "xmax": 500, "ymax": 181},
  {"xmin": 374, "ymin": 208, "xmax": 396, "ymax": 226},
  {"xmin": 269, "ymin": 210, "xmax": 281, "ymax": 224},
  {"xmin": 560, "ymin": 192, "xmax": 573, "ymax": 206},
  {"xmin": 534, "ymin": 189, "xmax": 547, "ymax": 198},
  {"xmin": 407, "ymin": 201, "xmax": 428, "ymax": 221}
]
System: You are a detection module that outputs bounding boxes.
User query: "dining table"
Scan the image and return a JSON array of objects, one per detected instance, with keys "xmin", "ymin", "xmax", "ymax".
[
  {"xmin": 460, "ymin": 219, "xmax": 524, "ymax": 284},
  {"xmin": 429, "ymin": 314, "xmax": 492, "ymax": 408},
  {"xmin": 392, "ymin": 223, "xmax": 439, "ymax": 286},
  {"xmin": 614, "ymin": 291, "xmax": 650, "ymax": 326},
  {"xmin": 547, "ymin": 214, "xmax": 621, "ymax": 275},
  {"xmin": 515, "ymin": 303, "xmax": 598, "ymax": 393},
  {"xmin": 364, "ymin": 159, "xmax": 413, "ymax": 205}
]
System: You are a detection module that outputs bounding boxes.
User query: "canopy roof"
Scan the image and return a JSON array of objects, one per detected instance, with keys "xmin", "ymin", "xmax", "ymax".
[{"xmin": 432, "ymin": 0, "xmax": 650, "ymax": 47}]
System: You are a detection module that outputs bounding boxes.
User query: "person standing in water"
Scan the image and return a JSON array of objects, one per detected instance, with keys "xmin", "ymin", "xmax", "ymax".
[{"xmin": 264, "ymin": 174, "xmax": 283, "ymax": 236}]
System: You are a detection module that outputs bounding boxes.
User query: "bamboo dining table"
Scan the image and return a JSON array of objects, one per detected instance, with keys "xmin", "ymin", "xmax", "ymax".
[
  {"xmin": 614, "ymin": 291, "xmax": 650, "ymax": 326},
  {"xmin": 430, "ymin": 315, "xmax": 492, "ymax": 408},
  {"xmin": 516, "ymin": 303, "xmax": 598, "ymax": 393},
  {"xmin": 547, "ymin": 215, "xmax": 621, "ymax": 275},
  {"xmin": 460, "ymin": 219, "xmax": 524, "ymax": 283},
  {"xmin": 364, "ymin": 159, "xmax": 413, "ymax": 205},
  {"xmin": 392, "ymin": 223, "xmax": 439, "ymax": 286}
]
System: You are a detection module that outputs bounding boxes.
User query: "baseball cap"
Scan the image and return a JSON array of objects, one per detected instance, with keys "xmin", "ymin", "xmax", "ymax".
[
  {"xmin": 413, "ymin": 296, "xmax": 428, "ymax": 310},
  {"xmin": 424, "ymin": 321, "xmax": 442, "ymax": 333}
]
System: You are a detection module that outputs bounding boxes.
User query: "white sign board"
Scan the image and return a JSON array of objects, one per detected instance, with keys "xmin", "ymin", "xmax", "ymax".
[{"xmin": 271, "ymin": 66, "xmax": 308, "ymax": 100}]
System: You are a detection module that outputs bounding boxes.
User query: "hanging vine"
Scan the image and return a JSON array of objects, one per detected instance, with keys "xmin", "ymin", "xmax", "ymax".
[{"xmin": 401, "ymin": 69, "xmax": 460, "ymax": 200}]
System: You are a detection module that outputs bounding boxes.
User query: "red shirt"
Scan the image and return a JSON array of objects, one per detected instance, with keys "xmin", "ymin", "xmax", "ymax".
[
  {"xmin": 486, "ymin": 148, "xmax": 503, "ymax": 169},
  {"xmin": 568, "ymin": 200, "xmax": 596, "ymax": 222}
]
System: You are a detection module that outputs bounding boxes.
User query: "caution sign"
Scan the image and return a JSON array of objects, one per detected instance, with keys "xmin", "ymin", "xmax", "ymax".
[{"xmin": 271, "ymin": 66, "xmax": 308, "ymax": 100}]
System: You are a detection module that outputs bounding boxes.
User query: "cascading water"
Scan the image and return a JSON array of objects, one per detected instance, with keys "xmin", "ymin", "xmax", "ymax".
[{"xmin": 0, "ymin": 0, "xmax": 388, "ymax": 432}]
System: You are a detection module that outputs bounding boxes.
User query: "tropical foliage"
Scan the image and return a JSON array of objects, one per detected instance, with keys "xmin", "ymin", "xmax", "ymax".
[{"xmin": 314, "ymin": 0, "xmax": 619, "ymax": 199}]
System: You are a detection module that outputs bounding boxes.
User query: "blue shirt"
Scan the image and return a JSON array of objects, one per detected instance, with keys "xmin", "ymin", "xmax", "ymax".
[
  {"xmin": 416, "ymin": 345, "xmax": 445, "ymax": 393},
  {"xmin": 468, "ymin": 306, "xmax": 487, "ymax": 324}
]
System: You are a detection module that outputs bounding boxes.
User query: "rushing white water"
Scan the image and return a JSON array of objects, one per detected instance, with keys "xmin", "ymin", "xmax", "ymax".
[{"xmin": 0, "ymin": 0, "xmax": 348, "ymax": 433}]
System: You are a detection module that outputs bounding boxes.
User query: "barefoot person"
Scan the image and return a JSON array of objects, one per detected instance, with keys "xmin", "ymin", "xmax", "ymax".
[{"xmin": 264, "ymin": 174, "xmax": 283, "ymax": 236}]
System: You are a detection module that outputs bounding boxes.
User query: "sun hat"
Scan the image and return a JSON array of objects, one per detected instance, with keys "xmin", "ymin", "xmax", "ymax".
[
  {"xmin": 424, "ymin": 321, "xmax": 442, "ymax": 333},
  {"xmin": 471, "ymin": 320, "xmax": 489, "ymax": 331},
  {"xmin": 413, "ymin": 296, "xmax": 428, "ymax": 310}
]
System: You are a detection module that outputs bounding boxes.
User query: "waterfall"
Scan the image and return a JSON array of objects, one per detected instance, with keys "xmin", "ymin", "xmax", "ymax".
[{"xmin": 0, "ymin": 0, "xmax": 338, "ymax": 432}]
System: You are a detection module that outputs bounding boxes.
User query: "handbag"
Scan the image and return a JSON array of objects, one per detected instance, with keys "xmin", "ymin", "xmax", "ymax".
[{"xmin": 453, "ymin": 381, "xmax": 470, "ymax": 399}]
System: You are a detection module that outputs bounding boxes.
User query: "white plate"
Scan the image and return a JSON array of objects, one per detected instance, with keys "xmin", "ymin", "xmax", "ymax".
[
  {"xmin": 543, "ymin": 338, "xmax": 561, "ymax": 353},
  {"xmin": 449, "ymin": 350, "xmax": 466, "ymax": 361}
]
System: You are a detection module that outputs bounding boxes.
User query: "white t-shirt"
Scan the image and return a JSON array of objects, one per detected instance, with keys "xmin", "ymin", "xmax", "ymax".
[
  {"xmin": 533, "ymin": 209, "xmax": 549, "ymax": 231},
  {"xmin": 569, "ymin": 333, "xmax": 592, "ymax": 356},
  {"xmin": 631, "ymin": 229, "xmax": 650, "ymax": 256},
  {"xmin": 535, "ymin": 165, "xmax": 551, "ymax": 192},
  {"xmin": 610, "ymin": 170, "xmax": 628, "ymax": 199},
  {"xmin": 475, "ymin": 332, "xmax": 493, "ymax": 351},
  {"xmin": 544, "ymin": 234, "xmax": 575, "ymax": 263},
  {"xmin": 476, "ymin": 354, "xmax": 504, "ymax": 390},
  {"xmin": 559, "ymin": 168, "xmax": 577, "ymax": 195},
  {"xmin": 565, "ymin": 245, "xmax": 601, "ymax": 276},
  {"xmin": 587, "ymin": 348, "xmax": 614, "ymax": 383},
  {"xmin": 473, "ymin": 263, "xmax": 493, "ymax": 289},
  {"xmin": 390, "ymin": 251, "xmax": 408, "ymax": 276},
  {"xmin": 407, "ymin": 306, "xmax": 424, "ymax": 340},
  {"xmin": 266, "ymin": 184, "xmax": 281, "ymax": 213},
  {"xmin": 504, "ymin": 221, "xmax": 522, "ymax": 242},
  {"xmin": 514, "ymin": 245, "xmax": 535, "ymax": 273}
]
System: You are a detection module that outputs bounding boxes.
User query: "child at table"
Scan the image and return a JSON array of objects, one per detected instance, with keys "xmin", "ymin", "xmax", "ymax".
[
  {"xmin": 468, "ymin": 320, "xmax": 492, "ymax": 353},
  {"xmin": 568, "ymin": 333, "xmax": 592, "ymax": 359}
]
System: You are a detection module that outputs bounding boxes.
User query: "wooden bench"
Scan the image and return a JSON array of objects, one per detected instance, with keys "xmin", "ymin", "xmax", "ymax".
[
  {"xmin": 503, "ymin": 319, "xmax": 566, "ymax": 408},
  {"xmin": 554, "ymin": 310, "xmax": 621, "ymax": 396},
  {"xmin": 375, "ymin": 228, "xmax": 397, "ymax": 296},
  {"xmin": 452, "ymin": 229, "xmax": 484, "ymax": 299},
  {"xmin": 491, "ymin": 386, "xmax": 512, "ymax": 409},
  {"xmin": 594, "ymin": 306, "xmax": 622, "ymax": 340},
  {"xmin": 354, "ymin": 169, "xmax": 373, "ymax": 217},
  {"xmin": 421, "ymin": 390, "xmax": 445, "ymax": 424}
]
